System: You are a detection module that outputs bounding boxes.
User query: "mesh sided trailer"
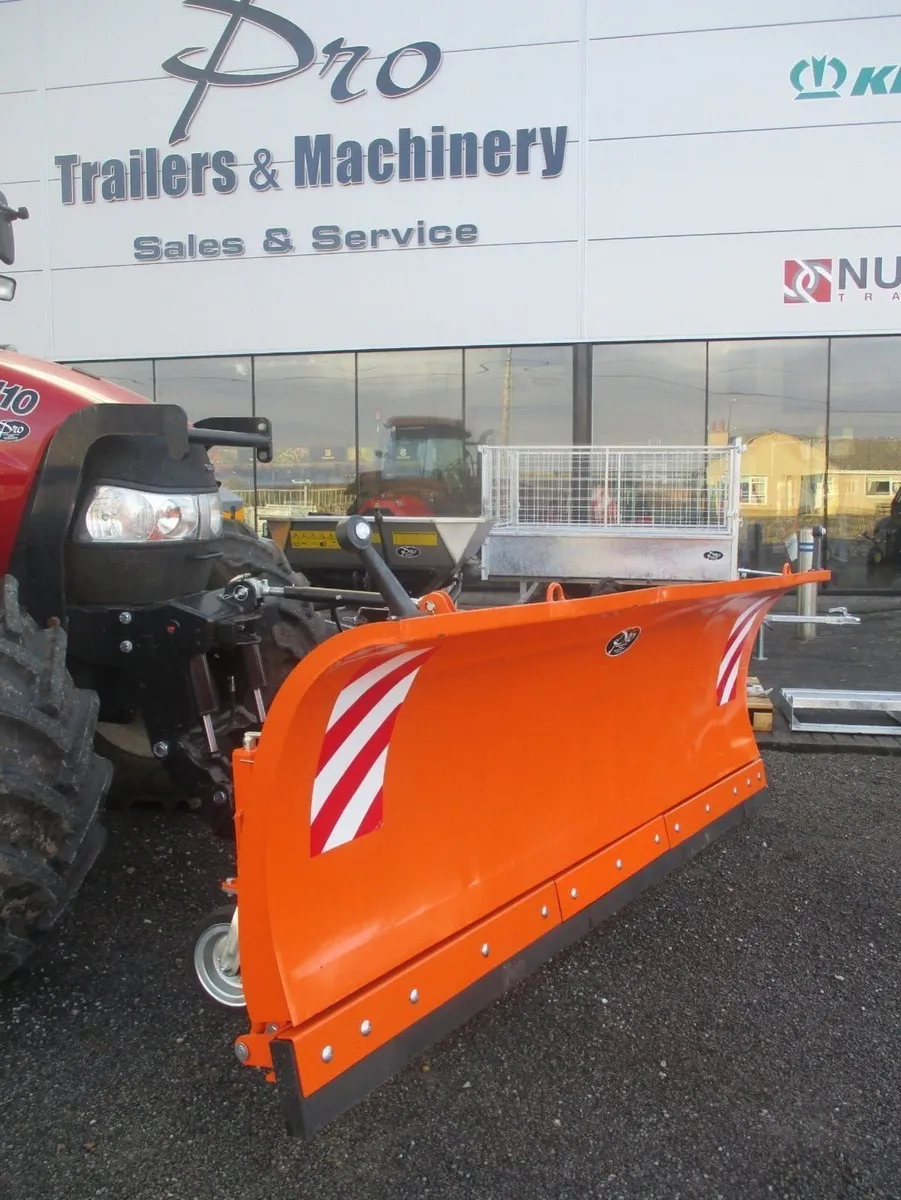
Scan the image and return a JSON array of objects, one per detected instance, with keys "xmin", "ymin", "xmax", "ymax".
[{"xmin": 479, "ymin": 442, "xmax": 743, "ymax": 585}]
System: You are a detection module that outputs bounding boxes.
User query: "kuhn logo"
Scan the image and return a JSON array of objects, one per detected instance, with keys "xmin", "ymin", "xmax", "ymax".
[
  {"xmin": 162, "ymin": 0, "xmax": 442, "ymax": 145},
  {"xmin": 784, "ymin": 257, "xmax": 901, "ymax": 304},
  {"xmin": 791, "ymin": 55, "xmax": 901, "ymax": 100}
]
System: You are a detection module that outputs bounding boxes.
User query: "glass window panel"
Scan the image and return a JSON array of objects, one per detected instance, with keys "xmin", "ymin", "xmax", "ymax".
[
  {"xmin": 355, "ymin": 349, "xmax": 466, "ymax": 516},
  {"xmin": 828, "ymin": 336, "xmax": 901, "ymax": 590},
  {"xmin": 592, "ymin": 342, "xmax": 706, "ymax": 445},
  {"xmin": 253, "ymin": 353, "xmax": 355, "ymax": 517},
  {"xmin": 465, "ymin": 346, "xmax": 573, "ymax": 448},
  {"xmin": 154, "ymin": 356, "xmax": 253, "ymax": 498},
  {"xmin": 68, "ymin": 359, "xmax": 154, "ymax": 400},
  {"xmin": 707, "ymin": 339, "xmax": 828, "ymax": 571}
]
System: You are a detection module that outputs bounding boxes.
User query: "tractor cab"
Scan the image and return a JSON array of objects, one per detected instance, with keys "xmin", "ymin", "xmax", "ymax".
[
  {"xmin": 0, "ymin": 188, "xmax": 29, "ymax": 302},
  {"xmin": 356, "ymin": 416, "xmax": 485, "ymax": 517}
]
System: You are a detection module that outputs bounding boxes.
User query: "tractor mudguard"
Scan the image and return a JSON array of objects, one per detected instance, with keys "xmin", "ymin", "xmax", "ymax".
[{"xmin": 226, "ymin": 568, "xmax": 827, "ymax": 1137}]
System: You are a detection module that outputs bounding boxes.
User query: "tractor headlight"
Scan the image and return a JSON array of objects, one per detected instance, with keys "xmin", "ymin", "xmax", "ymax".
[{"xmin": 75, "ymin": 485, "xmax": 223, "ymax": 543}]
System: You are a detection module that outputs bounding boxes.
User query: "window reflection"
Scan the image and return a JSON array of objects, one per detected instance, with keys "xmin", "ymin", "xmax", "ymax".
[
  {"xmin": 592, "ymin": 342, "xmax": 706, "ymax": 445},
  {"xmin": 155, "ymin": 356, "xmax": 253, "ymax": 498},
  {"xmin": 355, "ymin": 349, "xmax": 465, "ymax": 516},
  {"xmin": 465, "ymin": 346, "xmax": 573, "ymax": 446},
  {"xmin": 69, "ymin": 359, "xmax": 154, "ymax": 400},
  {"xmin": 463, "ymin": 346, "xmax": 573, "ymax": 517},
  {"xmin": 254, "ymin": 354, "xmax": 355, "ymax": 517},
  {"xmin": 707, "ymin": 340, "xmax": 828, "ymax": 571},
  {"xmin": 828, "ymin": 337, "xmax": 901, "ymax": 588},
  {"xmin": 65, "ymin": 337, "xmax": 901, "ymax": 594}
]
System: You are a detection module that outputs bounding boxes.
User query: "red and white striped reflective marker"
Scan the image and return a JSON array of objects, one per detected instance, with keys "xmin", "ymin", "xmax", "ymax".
[
  {"xmin": 716, "ymin": 598, "xmax": 770, "ymax": 706},
  {"xmin": 310, "ymin": 648, "xmax": 433, "ymax": 856}
]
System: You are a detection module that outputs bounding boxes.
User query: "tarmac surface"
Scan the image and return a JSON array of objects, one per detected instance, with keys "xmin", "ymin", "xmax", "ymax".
[{"xmin": 2, "ymin": 746, "xmax": 900, "ymax": 1200}]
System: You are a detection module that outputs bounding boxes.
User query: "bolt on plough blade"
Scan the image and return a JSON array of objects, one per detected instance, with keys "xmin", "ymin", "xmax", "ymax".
[{"xmin": 225, "ymin": 569, "xmax": 827, "ymax": 1137}]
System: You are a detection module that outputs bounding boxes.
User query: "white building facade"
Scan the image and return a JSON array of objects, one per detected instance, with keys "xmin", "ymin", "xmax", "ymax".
[{"xmin": 4, "ymin": 1, "xmax": 901, "ymax": 588}]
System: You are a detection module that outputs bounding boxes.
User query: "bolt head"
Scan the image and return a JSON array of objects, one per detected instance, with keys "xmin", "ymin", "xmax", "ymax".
[
  {"xmin": 151, "ymin": 741, "xmax": 169, "ymax": 759},
  {"xmin": 321, "ymin": 1045, "xmax": 333, "ymax": 1063},
  {"xmin": 674, "ymin": 823, "xmax": 681, "ymax": 833},
  {"xmin": 615, "ymin": 858, "xmax": 623, "ymax": 869},
  {"xmin": 119, "ymin": 639, "xmax": 133, "ymax": 653},
  {"xmin": 540, "ymin": 905, "xmax": 549, "ymax": 918},
  {"xmin": 233, "ymin": 584, "xmax": 249, "ymax": 602},
  {"xmin": 118, "ymin": 611, "xmax": 132, "ymax": 624},
  {"xmin": 353, "ymin": 520, "xmax": 370, "ymax": 541},
  {"xmin": 570, "ymin": 887, "xmax": 578, "ymax": 899},
  {"xmin": 654, "ymin": 833, "xmax": 661, "ymax": 844},
  {"xmin": 705, "ymin": 804, "xmax": 711, "ymax": 813},
  {"xmin": 746, "ymin": 778, "xmax": 751, "ymax": 786},
  {"xmin": 360, "ymin": 1019, "xmax": 372, "ymax": 1036},
  {"xmin": 235, "ymin": 1042, "xmax": 249, "ymax": 1063},
  {"xmin": 409, "ymin": 988, "xmax": 419, "ymax": 1004},
  {"xmin": 480, "ymin": 942, "xmax": 490, "ymax": 957},
  {"xmin": 266, "ymin": 1023, "xmax": 279, "ymax": 1034}
]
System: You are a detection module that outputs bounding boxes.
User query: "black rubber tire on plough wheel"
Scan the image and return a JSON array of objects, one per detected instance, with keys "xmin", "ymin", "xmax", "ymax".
[
  {"xmin": 94, "ymin": 519, "xmax": 330, "ymax": 812},
  {"xmin": 0, "ymin": 576, "xmax": 112, "ymax": 984}
]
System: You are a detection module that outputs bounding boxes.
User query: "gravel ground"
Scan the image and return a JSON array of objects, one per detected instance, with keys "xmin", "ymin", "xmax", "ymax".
[{"xmin": 1, "ymin": 752, "xmax": 899, "ymax": 1200}]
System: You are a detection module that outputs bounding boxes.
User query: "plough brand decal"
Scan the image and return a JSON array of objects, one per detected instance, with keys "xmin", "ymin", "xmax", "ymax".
[{"xmin": 310, "ymin": 648, "xmax": 433, "ymax": 856}]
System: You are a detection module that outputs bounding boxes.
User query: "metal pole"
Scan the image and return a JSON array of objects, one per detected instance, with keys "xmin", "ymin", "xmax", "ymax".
[
  {"xmin": 754, "ymin": 622, "xmax": 766, "ymax": 661},
  {"xmin": 796, "ymin": 526, "xmax": 816, "ymax": 640}
]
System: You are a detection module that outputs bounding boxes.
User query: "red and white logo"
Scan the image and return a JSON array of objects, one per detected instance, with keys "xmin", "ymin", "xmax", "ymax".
[
  {"xmin": 310, "ymin": 647, "xmax": 433, "ymax": 856},
  {"xmin": 783, "ymin": 258, "xmax": 833, "ymax": 303}
]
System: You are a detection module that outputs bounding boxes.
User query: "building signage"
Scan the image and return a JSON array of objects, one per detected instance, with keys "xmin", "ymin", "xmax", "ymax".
[
  {"xmin": 784, "ymin": 257, "xmax": 901, "ymax": 304},
  {"xmin": 50, "ymin": 0, "xmax": 569, "ymax": 264},
  {"xmin": 791, "ymin": 54, "xmax": 901, "ymax": 98},
  {"xmin": 160, "ymin": 0, "xmax": 444, "ymax": 146}
]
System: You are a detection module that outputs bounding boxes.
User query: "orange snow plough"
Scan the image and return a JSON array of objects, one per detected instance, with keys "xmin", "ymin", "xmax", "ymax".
[{"xmin": 192, "ymin": 519, "xmax": 827, "ymax": 1138}]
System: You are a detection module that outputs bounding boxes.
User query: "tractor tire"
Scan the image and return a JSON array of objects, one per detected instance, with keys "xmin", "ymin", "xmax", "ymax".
[
  {"xmin": 94, "ymin": 519, "xmax": 330, "ymax": 808},
  {"xmin": 0, "ymin": 576, "xmax": 112, "ymax": 984}
]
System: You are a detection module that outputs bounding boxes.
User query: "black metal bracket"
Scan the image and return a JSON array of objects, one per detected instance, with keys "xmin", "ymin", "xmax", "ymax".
[{"xmin": 192, "ymin": 416, "xmax": 273, "ymax": 464}]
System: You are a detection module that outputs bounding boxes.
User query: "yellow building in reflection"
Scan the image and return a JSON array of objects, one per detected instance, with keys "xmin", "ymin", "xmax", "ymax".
[{"xmin": 709, "ymin": 424, "xmax": 901, "ymax": 547}]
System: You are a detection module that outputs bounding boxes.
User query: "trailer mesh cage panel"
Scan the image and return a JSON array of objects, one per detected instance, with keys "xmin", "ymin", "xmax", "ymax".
[{"xmin": 480, "ymin": 445, "xmax": 740, "ymax": 534}]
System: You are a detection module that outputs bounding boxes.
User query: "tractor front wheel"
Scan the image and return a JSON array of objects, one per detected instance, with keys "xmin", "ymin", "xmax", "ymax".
[{"xmin": 0, "ymin": 576, "xmax": 112, "ymax": 983}]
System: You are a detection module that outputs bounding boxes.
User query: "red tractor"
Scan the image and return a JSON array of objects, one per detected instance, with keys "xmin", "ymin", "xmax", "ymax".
[{"xmin": 0, "ymin": 195, "xmax": 330, "ymax": 981}]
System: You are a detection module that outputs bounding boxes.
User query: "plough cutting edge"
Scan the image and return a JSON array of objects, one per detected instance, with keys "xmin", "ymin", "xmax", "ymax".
[{"xmin": 206, "ymin": 564, "xmax": 828, "ymax": 1137}]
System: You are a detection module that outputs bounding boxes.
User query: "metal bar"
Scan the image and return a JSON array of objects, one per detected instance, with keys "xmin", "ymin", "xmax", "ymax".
[
  {"xmin": 187, "ymin": 427, "xmax": 270, "ymax": 450},
  {"xmin": 279, "ymin": 586, "xmax": 388, "ymax": 608},
  {"xmin": 764, "ymin": 611, "xmax": 859, "ymax": 627},
  {"xmin": 782, "ymin": 688, "xmax": 901, "ymax": 710},
  {"xmin": 786, "ymin": 716, "xmax": 901, "ymax": 735}
]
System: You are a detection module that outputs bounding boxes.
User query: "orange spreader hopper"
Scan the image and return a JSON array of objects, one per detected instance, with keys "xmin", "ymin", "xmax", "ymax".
[{"xmin": 221, "ymin": 567, "xmax": 827, "ymax": 1137}]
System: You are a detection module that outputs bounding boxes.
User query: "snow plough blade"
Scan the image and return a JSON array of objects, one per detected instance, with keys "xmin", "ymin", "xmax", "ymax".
[{"xmin": 227, "ymin": 568, "xmax": 827, "ymax": 1137}]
